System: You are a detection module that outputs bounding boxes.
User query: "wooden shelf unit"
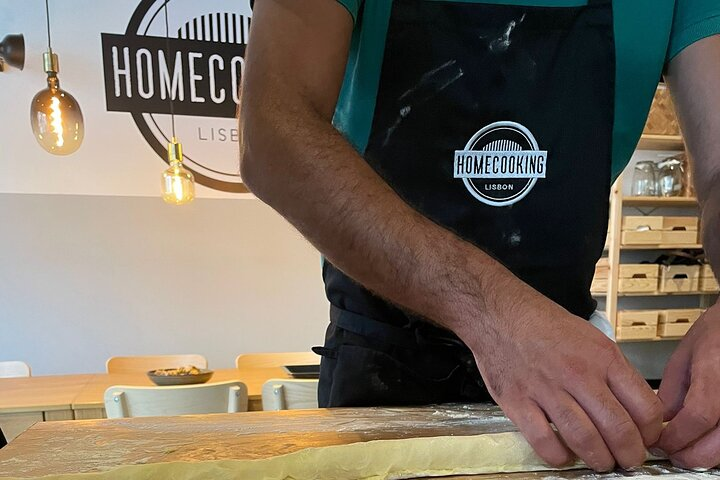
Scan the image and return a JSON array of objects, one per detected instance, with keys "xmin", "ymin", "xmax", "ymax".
[{"xmin": 602, "ymin": 133, "xmax": 714, "ymax": 341}]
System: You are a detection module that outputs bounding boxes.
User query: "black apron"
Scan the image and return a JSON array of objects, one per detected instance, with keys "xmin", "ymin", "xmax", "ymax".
[{"xmin": 317, "ymin": 0, "xmax": 616, "ymax": 407}]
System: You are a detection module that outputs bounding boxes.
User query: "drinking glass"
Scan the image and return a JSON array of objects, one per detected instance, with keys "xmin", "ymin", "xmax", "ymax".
[{"xmin": 632, "ymin": 161, "xmax": 658, "ymax": 197}]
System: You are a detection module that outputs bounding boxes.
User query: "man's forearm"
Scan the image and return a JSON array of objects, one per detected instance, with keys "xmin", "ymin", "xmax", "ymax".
[
  {"xmin": 240, "ymin": 94, "xmax": 535, "ymax": 345},
  {"xmin": 667, "ymin": 36, "xmax": 720, "ymax": 276}
]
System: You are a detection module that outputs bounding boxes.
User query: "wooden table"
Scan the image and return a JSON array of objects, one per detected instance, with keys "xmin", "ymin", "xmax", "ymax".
[
  {"xmin": 72, "ymin": 367, "xmax": 287, "ymax": 418},
  {"xmin": 0, "ymin": 374, "xmax": 94, "ymax": 441},
  {"xmin": 0, "ymin": 367, "xmax": 296, "ymax": 442},
  {"xmin": 0, "ymin": 404, "xmax": 713, "ymax": 479}
]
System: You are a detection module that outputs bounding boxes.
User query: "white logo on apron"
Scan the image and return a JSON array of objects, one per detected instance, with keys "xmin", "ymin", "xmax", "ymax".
[{"xmin": 454, "ymin": 121, "xmax": 548, "ymax": 207}]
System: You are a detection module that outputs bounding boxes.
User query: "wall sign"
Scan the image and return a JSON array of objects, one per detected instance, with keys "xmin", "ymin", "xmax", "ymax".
[{"xmin": 101, "ymin": 0, "xmax": 252, "ymax": 193}]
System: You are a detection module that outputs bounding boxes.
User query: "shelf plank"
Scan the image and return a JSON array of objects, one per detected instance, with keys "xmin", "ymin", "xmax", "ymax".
[
  {"xmin": 620, "ymin": 290, "xmax": 718, "ymax": 297},
  {"xmin": 593, "ymin": 290, "xmax": 719, "ymax": 297},
  {"xmin": 622, "ymin": 196, "xmax": 698, "ymax": 207},
  {"xmin": 637, "ymin": 134, "xmax": 684, "ymax": 151},
  {"xmin": 617, "ymin": 336, "xmax": 683, "ymax": 344},
  {"xmin": 621, "ymin": 244, "xmax": 703, "ymax": 250}
]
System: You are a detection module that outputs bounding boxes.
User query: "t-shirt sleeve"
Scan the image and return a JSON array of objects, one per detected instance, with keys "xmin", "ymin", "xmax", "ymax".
[
  {"xmin": 335, "ymin": 0, "xmax": 363, "ymax": 23},
  {"xmin": 668, "ymin": 0, "xmax": 720, "ymax": 60}
]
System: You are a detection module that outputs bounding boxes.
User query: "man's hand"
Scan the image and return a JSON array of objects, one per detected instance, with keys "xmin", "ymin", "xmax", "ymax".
[
  {"xmin": 462, "ymin": 283, "xmax": 663, "ymax": 472},
  {"xmin": 655, "ymin": 304, "xmax": 720, "ymax": 469}
]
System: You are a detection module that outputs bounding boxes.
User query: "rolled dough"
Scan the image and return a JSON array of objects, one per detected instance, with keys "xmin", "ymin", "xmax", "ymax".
[{"xmin": 1, "ymin": 431, "xmax": 588, "ymax": 480}]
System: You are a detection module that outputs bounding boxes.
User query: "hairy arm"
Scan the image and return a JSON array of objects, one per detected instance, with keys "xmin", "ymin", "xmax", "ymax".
[
  {"xmin": 240, "ymin": 0, "xmax": 661, "ymax": 470},
  {"xmin": 666, "ymin": 35, "xmax": 720, "ymax": 267},
  {"xmin": 240, "ymin": 0, "xmax": 509, "ymax": 345},
  {"xmin": 656, "ymin": 35, "xmax": 720, "ymax": 469}
]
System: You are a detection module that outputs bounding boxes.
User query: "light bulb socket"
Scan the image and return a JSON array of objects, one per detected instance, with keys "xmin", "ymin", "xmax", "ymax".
[
  {"xmin": 43, "ymin": 51, "xmax": 58, "ymax": 75},
  {"xmin": 167, "ymin": 138, "xmax": 183, "ymax": 164}
]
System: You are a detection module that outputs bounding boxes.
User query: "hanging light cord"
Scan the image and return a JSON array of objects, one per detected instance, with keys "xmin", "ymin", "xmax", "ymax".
[
  {"xmin": 163, "ymin": 0, "xmax": 176, "ymax": 139},
  {"xmin": 44, "ymin": 0, "xmax": 52, "ymax": 52}
]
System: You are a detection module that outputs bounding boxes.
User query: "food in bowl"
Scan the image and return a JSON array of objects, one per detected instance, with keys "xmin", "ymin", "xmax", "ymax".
[
  {"xmin": 150, "ymin": 365, "xmax": 202, "ymax": 376},
  {"xmin": 147, "ymin": 366, "xmax": 214, "ymax": 386}
]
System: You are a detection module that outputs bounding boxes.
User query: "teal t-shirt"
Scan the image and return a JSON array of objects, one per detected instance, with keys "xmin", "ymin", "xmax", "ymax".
[{"xmin": 332, "ymin": 0, "xmax": 720, "ymax": 178}]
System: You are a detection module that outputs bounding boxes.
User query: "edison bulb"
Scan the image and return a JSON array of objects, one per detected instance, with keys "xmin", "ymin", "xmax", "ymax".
[
  {"xmin": 161, "ymin": 139, "xmax": 195, "ymax": 205},
  {"xmin": 30, "ymin": 53, "xmax": 84, "ymax": 155}
]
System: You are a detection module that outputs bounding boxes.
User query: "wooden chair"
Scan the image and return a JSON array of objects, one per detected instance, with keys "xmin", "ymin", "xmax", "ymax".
[
  {"xmin": 235, "ymin": 352, "xmax": 319, "ymax": 370},
  {"xmin": 0, "ymin": 361, "xmax": 31, "ymax": 378},
  {"xmin": 106, "ymin": 354, "xmax": 207, "ymax": 374},
  {"xmin": 261, "ymin": 379, "xmax": 319, "ymax": 411},
  {"xmin": 104, "ymin": 381, "xmax": 248, "ymax": 419}
]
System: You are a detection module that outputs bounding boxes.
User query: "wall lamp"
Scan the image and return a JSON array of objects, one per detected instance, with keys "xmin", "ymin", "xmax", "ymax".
[{"xmin": 0, "ymin": 34, "xmax": 25, "ymax": 72}]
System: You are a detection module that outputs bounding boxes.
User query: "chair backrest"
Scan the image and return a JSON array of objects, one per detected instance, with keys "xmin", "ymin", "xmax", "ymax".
[
  {"xmin": 235, "ymin": 352, "xmax": 319, "ymax": 370},
  {"xmin": 0, "ymin": 361, "xmax": 31, "ymax": 378},
  {"xmin": 106, "ymin": 354, "xmax": 208, "ymax": 374},
  {"xmin": 104, "ymin": 381, "xmax": 248, "ymax": 419},
  {"xmin": 261, "ymin": 379, "xmax": 319, "ymax": 411}
]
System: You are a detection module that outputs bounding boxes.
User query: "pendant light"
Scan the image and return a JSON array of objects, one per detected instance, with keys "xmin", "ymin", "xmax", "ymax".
[
  {"xmin": 30, "ymin": 0, "xmax": 84, "ymax": 155},
  {"xmin": 160, "ymin": 0, "xmax": 195, "ymax": 205}
]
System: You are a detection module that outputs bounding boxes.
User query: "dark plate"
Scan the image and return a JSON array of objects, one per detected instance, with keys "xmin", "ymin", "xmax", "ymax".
[
  {"xmin": 283, "ymin": 364, "xmax": 320, "ymax": 379},
  {"xmin": 147, "ymin": 369, "xmax": 214, "ymax": 386}
]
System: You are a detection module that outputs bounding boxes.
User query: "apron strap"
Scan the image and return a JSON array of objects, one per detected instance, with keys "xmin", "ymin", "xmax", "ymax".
[
  {"xmin": 330, "ymin": 305, "xmax": 468, "ymax": 349},
  {"xmin": 331, "ymin": 305, "xmax": 421, "ymax": 348}
]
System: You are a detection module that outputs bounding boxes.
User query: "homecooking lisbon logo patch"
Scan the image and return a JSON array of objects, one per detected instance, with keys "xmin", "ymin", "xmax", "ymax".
[
  {"xmin": 101, "ymin": 0, "xmax": 253, "ymax": 193},
  {"xmin": 454, "ymin": 121, "xmax": 548, "ymax": 207}
]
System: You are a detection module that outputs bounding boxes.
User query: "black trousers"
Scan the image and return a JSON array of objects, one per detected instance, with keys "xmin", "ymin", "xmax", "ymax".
[
  {"xmin": 316, "ymin": 307, "xmax": 494, "ymax": 408},
  {"xmin": 0, "ymin": 428, "xmax": 7, "ymax": 449}
]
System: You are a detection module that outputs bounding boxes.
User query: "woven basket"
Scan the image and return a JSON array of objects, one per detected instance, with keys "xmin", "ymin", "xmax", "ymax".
[{"xmin": 643, "ymin": 84, "xmax": 681, "ymax": 136}]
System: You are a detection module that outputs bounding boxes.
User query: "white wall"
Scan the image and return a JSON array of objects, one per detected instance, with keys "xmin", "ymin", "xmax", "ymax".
[{"xmin": 0, "ymin": 193, "xmax": 329, "ymax": 375}]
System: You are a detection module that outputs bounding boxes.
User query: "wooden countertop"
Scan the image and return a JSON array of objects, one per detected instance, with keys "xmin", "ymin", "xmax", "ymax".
[{"xmin": 0, "ymin": 404, "xmax": 711, "ymax": 479}]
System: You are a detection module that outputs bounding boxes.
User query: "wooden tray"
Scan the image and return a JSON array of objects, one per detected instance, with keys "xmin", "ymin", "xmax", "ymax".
[
  {"xmin": 617, "ymin": 265, "xmax": 659, "ymax": 293},
  {"xmin": 619, "ymin": 277, "xmax": 659, "ymax": 293},
  {"xmin": 662, "ymin": 216, "xmax": 698, "ymax": 231},
  {"xmin": 661, "ymin": 230, "xmax": 698, "ymax": 244},
  {"xmin": 618, "ymin": 310, "xmax": 660, "ymax": 327},
  {"xmin": 622, "ymin": 230, "xmax": 663, "ymax": 245},
  {"xmin": 622, "ymin": 216, "xmax": 664, "ymax": 231},
  {"xmin": 657, "ymin": 309, "xmax": 703, "ymax": 338},
  {"xmin": 619, "ymin": 264, "xmax": 660, "ymax": 278},
  {"xmin": 617, "ymin": 325, "xmax": 658, "ymax": 341},
  {"xmin": 659, "ymin": 309, "xmax": 704, "ymax": 325},
  {"xmin": 658, "ymin": 322, "xmax": 693, "ymax": 338},
  {"xmin": 660, "ymin": 265, "xmax": 700, "ymax": 293}
]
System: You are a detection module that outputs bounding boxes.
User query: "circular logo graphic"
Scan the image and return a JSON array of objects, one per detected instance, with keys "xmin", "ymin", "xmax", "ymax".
[
  {"xmin": 122, "ymin": 0, "xmax": 253, "ymax": 193},
  {"xmin": 454, "ymin": 121, "xmax": 547, "ymax": 207}
]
